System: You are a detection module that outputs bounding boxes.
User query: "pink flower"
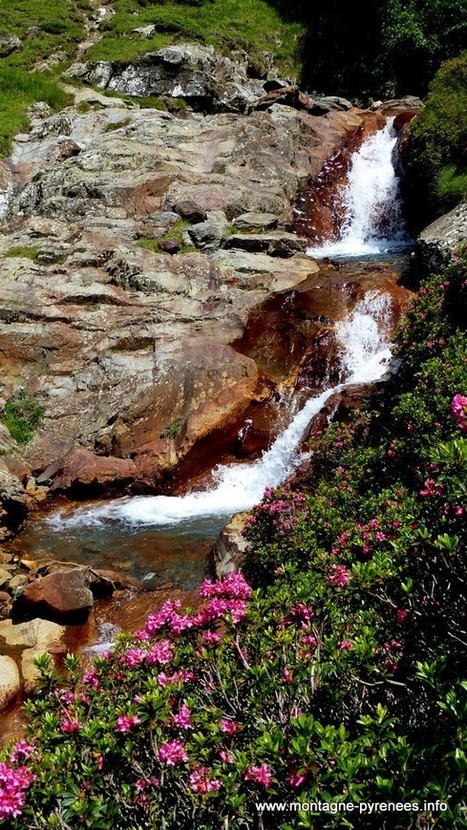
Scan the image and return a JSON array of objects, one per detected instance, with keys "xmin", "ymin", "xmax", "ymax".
[
  {"xmin": 451, "ymin": 394, "xmax": 467, "ymax": 432},
  {"xmin": 220, "ymin": 719, "xmax": 239, "ymax": 734},
  {"xmin": 201, "ymin": 629, "xmax": 222, "ymax": 644},
  {"xmin": 158, "ymin": 740, "xmax": 188, "ymax": 766},
  {"xmin": 9, "ymin": 741, "xmax": 36, "ymax": 764},
  {"xmin": 338, "ymin": 640, "xmax": 354, "ymax": 651},
  {"xmin": 219, "ymin": 750, "xmax": 233, "ymax": 764},
  {"xmin": 189, "ymin": 766, "xmax": 221, "ymax": 794},
  {"xmin": 121, "ymin": 648, "xmax": 146, "ymax": 668},
  {"xmin": 396, "ymin": 609, "xmax": 409, "ymax": 622},
  {"xmin": 60, "ymin": 714, "xmax": 81, "ymax": 734},
  {"xmin": 115, "ymin": 714, "xmax": 141, "ymax": 733},
  {"xmin": 200, "ymin": 572, "xmax": 252, "ymax": 600},
  {"xmin": 288, "ymin": 769, "xmax": 307, "ymax": 788},
  {"xmin": 0, "ymin": 762, "xmax": 36, "ymax": 820},
  {"xmin": 173, "ymin": 704, "xmax": 193, "ymax": 729},
  {"xmin": 282, "ymin": 668, "xmax": 292, "ymax": 683},
  {"xmin": 328, "ymin": 563, "xmax": 351, "ymax": 587},
  {"xmin": 146, "ymin": 640, "xmax": 173, "ymax": 666},
  {"xmin": 244, "ymin": 763, "xmax": 272, "ymax": 788}
]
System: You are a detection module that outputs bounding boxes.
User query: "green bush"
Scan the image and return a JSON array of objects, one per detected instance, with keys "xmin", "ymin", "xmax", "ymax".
[{"xmin": 403, "ymin": 51, "xmax": 467, "ymax": 226}]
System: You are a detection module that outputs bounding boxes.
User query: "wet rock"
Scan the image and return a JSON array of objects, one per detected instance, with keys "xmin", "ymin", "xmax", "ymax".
[
  {"xmin": 16, "ymin": 569, "xmax": 95, "ymax": 621},
  {"xmin": 88, "ymin": 568, "xmax": 142, "ymax": 597},
  {"xmin": 418, "ymin": 202, "xmax": 467, "ymax": 271},
  {"xmin": 9, "ymin": 574, "xmax": 29, "ymax": 593},
  {"xmin": 211, "ymin": 512, "xmax": 249, "ymax": 577},
  {"xmin": 0, "ymin": 97, "xmax": 370, "ymax": 495},
  {"xmin": 0, "ymin": 591, "xmax": 13, "ymax": 620},
  {"xmin": 0, "ymin": 33, "xmax": 21, "ymax": 57},
  {"xmin": 248, "ymin": 85, "xmax": 314, "ymax": 113},
  {"xmin": 0, "ymin": 656, "xmax": 20, "ymax": 711},
  {"xmin": 42, "ymin": 449, "xmax": 138, "ymax": 495},
  {"xmin": 0, "ymin": 568, "xmax": 12, "ymax": 588}
]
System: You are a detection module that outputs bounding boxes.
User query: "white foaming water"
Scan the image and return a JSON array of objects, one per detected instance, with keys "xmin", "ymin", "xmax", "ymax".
[
  {"xmin": 47, "ymin": 291, "xmax": 392, "ymax": 530},
  {"xmin": 308, "ymin": 119, "xmax": 408, "ymax": 258}
]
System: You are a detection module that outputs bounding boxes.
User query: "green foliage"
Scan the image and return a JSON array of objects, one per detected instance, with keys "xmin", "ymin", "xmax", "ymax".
[
  {"xmin": 403, "ymin": 51, "xmax": 467, "ymax": 225},
  {"xmin": 0, "ymin": 390, "xmax": 44, "ymax": 444}
]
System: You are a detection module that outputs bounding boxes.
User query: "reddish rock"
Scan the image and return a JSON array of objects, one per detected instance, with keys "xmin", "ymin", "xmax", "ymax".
[
  {"xmin": 17, "ymin": 569, "xmax": 94, "ymax": 620},
  {"xmin": 45, "ymin": 449, "xmax": 138, "ymax": 494}
]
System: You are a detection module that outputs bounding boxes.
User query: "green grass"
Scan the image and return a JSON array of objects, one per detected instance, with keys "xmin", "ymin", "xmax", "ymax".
[
  {"xmin": 3, "ymin": 244, "xmax": 40, "ymax": 260},
  {"xmin": 138, "ymin": 218, "xmax": 196, "ymax": 252},
  {"xmin": 0, "ymin": 0, "xmax": 83, "ymax": 156},
  {"xmin": 87, "ymin": 0, "xmax": 304, "ymax": 78}
]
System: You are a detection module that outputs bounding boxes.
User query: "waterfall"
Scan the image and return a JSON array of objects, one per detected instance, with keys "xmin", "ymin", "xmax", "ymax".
[
  {"xmin": 49, "ymin": 290, "xmax": 393, "ymax": 530},
  {"xmin": 307, "ymin": 118, "xmax": 409, "ymax": 258}
]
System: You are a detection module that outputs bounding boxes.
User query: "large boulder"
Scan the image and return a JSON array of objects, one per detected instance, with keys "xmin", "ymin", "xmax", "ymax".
[
  {"xmin": 16, "ymin": 568, "xmax": 95, "ymax": 620},
  {"xmin": 81, "ymin": 44, "xmax": 266, "ymax": 113},
  {"xmin": 417, "ymin": 202, "xmax": 467, "ymax": 271}
]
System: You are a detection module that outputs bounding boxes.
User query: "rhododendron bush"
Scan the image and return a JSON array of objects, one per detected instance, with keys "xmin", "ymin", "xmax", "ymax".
[{"xmin": 1, "ymin": 256, "xmax": 466, "ymax": 828}]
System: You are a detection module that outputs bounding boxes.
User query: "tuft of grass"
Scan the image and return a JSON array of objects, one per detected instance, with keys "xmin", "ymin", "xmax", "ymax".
[
  {"xmin": 3, "ymin": 245, "xmax": 40, "ymax": 260},
  {"xmin": 0, "ymin": 391, "xmax": 44, "ymax": 445},
  {"xmin": 138, "ymin": 218, "xmax": 196, "ymax": 253},
  {"xmin": 104, "ymin": 116, "xmax": 132, "ymax": 132}
]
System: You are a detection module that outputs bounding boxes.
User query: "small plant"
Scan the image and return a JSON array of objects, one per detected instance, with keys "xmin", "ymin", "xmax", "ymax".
[
  {"xmin": 3, "ymin": 245, "xmax": 39, "ymax": 260},
  {"xmin": 0, "ymin": 390, "xmax": 44, "ymax": 445},
  {"xmin": 161, "ymin": 416, "xmax": 184, "ymax": 439}
]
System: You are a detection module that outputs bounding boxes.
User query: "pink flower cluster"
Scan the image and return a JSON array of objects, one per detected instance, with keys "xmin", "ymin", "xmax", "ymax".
[
  {"xmin": 328, "ymin": 563, "xmax": 351, "ymax": 587},
  {"xmin": 244, "ymin": 763, "xmax": 272, "ymax": 788},
  {"xmin": 0, "ymin": 761, "xmax": 35, "ymax": 820},
  {"xmin": 9, "ymin": 741, "xmax": 36, "ymax": 764},
  {"xmin": 246, "ymin": 487, "xmax": 306, "ymax": 536},
  {"xmin": 451, "ymin": 394, "xmax": 467, "ymax": 432},
  {"xmin": 115, "ymin": 714, "xmax": 141, "ymax": 733},
  {"xmin": 173, "ymin": 704, "xmax": 193, "ymax": 729},
  {"xmin": 189, "ymin": 766, "xmax": 221, "ymax": 794},
  {"xmin": 158, "ymin": 739, "xmax": 188, "ymax": 766}
]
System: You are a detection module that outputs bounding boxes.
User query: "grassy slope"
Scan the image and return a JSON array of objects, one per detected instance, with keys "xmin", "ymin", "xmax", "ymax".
[
  {"xmin": 0, "ymin": 0, "xmax": 303, "ymax": 157},
  {"xmin": 87, "ymin": 0, "xmax": 304, "ymax": 78}
]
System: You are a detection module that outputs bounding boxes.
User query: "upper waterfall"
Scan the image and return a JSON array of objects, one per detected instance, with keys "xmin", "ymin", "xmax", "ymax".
[{"xmin": 307, "ymin": 118, "xmax": 409, "ymax": 258}]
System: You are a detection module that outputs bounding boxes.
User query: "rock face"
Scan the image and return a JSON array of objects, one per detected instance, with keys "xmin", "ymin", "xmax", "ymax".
[
  {"xmin": 418, "ymin": 202, "xmax": 467, "ymax": 271},
  {"xmin": 0, "ymin": 94, "xmax": 378, "ymax": 499},
  {"xmin": 79, "ymin": 44, "xmax": 267, "ymax": 113}
]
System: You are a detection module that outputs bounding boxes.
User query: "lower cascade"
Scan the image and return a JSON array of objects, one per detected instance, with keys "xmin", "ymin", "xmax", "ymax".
[
  {"xmin": 307, "ymin": 118, "xmax": 409, "ymax": 258},
  {"xmin": 51, "ymin": 290, "xmax": 393, "ymax": 530}
]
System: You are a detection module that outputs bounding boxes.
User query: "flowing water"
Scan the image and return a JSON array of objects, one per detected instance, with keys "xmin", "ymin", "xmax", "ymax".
[
  {"xmin": 13, "ymin": 119, "xmax": 407, "ymax": 589},
  {"xmin": 307, "ymin": 118, "xmax": 410, "ymax": 258}
]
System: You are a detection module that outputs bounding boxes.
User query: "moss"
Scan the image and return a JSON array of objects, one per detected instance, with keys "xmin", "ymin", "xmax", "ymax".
[
  {"xmin": 0, "ymin": 391, "xmax": 44, "ymax": 445},
  {"xmin": 161, "ymin": 416, "xmax": 184, "ymax": 439}
]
